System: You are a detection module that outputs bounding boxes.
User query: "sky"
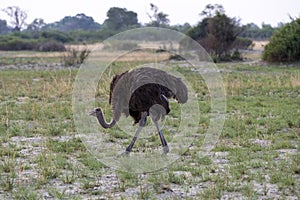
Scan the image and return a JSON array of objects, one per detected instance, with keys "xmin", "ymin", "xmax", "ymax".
[{"xmin": 0, "ymin": 0, "xmax": 299, "ymax": 27}]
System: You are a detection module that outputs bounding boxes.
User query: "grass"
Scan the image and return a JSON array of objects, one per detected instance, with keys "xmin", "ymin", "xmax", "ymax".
[
  {"xmin": 0, "ymin": 51, "xmax": 63, "ymax": 66},
  {"xmin": 0, "ymin": 51, "xmax": 299, "ymax": 199}
]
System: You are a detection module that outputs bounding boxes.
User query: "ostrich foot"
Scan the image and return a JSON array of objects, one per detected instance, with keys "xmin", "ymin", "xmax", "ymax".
[
  {"xmin": 163, "ymin": 145, "xmax": 169, "ymax": 154},
  {"xmin": 117, "ymin": 150, "xmax": 130, "ymax": 158}
]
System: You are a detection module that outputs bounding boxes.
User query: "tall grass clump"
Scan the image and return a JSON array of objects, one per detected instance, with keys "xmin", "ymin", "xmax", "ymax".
[{"xmin": 62, "ymin": 46, "xmax": 90, "ymax": 66}]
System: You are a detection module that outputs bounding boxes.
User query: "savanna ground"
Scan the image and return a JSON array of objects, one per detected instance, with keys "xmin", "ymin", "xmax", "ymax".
[{"xmin": 0, "ymin": 41, "xmax": 299, "ymax": 199}]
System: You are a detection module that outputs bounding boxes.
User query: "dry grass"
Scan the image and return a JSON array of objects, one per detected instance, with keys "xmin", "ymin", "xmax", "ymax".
[
  {"xmin": 89, "ymin": 50, "xmax": 171, "ymax": 62},
  {"xmin": 0, "ymin": 51, "xmax": 64, "ymax": 58},
  {"xmin": 252, "ymin": 41, "xmax": 269, "ymax": 51},
  {"xmin": 241, "ymin": 41, "xmax": 269, "ymax": 61},
  {"xmin": 290, "ymin": 72, "xmax": 300, "ymax": 87},
  {"xmin": 0, "ymin": 41, "xmax": 176, "ymax": 63},
  {"xmin": 66, "ymin": 41, "xmax": 179, "ymax": 50}
]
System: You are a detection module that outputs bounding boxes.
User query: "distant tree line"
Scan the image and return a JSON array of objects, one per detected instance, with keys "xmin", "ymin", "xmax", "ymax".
[
  {"xmin": 2, "ymin": 4, "xmax": 296, "ymax": 63},
  {"xmin": 240, "ymin": 23, "xmax": 277, "ymax": 40},
  {"xmin": 0, "ymin": 5, "xmax": 278, "ymax": 38},
  {"xmin": 0, "ymin": 5, "xmax": 192, "ymax": 51}
]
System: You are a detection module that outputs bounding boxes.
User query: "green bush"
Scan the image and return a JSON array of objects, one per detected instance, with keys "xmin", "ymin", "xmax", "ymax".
[
  {"xmin": 0, "ymin": 34, "xmax": 67, "ymax": 52},
  {"xmin": 36, "ymin": 40, "xmax": 66, "ymax": 52},
  {"xmin": 231, "ymin": 50, "xmax": 243, "ymax": 61},
  {"xmin": 40, "ymin": 31, "xmax": 73, "ymax": 43},
  {"xmin": 68, "ymin": 29, "xmax": 117, "ymax": 43},
  {"xmin": 0, "ymin": 36, "xmax": 37, "ymax": 50},
  {"xmin": 263, "ymin": 18, "xmax": 300, "ymax": 62}
]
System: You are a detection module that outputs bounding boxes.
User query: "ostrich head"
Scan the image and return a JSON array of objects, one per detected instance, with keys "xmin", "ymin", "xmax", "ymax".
[
  {"xmin": 173, "ymin": 77, "xmax": 188, "ymax": 104},
  {"xmin": 89, "ymin": 107, "xmax": 116, "ymax": 128}
]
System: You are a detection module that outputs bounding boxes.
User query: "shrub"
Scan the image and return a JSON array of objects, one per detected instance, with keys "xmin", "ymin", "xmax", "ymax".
[
  {"xmin": 62, "ymin": 46, "xmax": 90, "ymax": 66},
  {"xmin": 263, "ymin": 18, "xmax": 300, "ymax": 62},
  {"xmin": 0, "ymin": 36, "xmax": 37, "ymax": 50},
  {"xmin": 231, "ymin": 50, "xmax": 243, "ymax": 61},
  {"xmin": 36, "ymin": 40, "xmax": 66, "ymax": 52},
  {"xmin": 41, "ymin": 31, "xmax": 73, "ymax": 43}
]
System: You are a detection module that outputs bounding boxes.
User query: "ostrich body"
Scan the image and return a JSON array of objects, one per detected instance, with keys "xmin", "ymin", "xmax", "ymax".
[{"xmin": 90, "ymin": 67, "xmax": 188, "ymax": 154}]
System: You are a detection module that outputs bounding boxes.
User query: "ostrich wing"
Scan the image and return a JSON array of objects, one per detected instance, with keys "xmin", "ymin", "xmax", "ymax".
[
  {"xmin": 110, "ymin": 71, "xmax": 130, "ymax": 121},
  {"xmin": 129, "ymin": 67, "xmax": 188, "ymax": 103},
  {"xmin": 110, "ymin": 67, "xmax": 188, "ymax": 121}
]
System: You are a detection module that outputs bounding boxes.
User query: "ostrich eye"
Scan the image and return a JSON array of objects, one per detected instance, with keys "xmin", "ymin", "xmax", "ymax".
[{"xmin": 96, "ymin": 108, "xmax": 101, "ymax": 111}]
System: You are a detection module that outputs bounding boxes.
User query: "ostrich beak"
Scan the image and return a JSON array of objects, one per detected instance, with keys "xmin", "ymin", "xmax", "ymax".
[{"xmin": 89, "ymin": 110, "xmax": 97, "ymax": 116}]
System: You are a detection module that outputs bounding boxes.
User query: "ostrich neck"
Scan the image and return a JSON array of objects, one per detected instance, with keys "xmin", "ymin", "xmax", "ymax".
[{"xmin": 96, "ymin": 109, "xmax": 116, "ymax": 129}]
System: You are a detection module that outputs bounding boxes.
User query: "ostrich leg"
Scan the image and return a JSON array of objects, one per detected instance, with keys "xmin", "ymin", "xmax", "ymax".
[
  {"xmin": 154, "ymin": 121, "xmax": 169, "ymax": 154},
  {"xmin": 124, "ymin": 112, "xmax": 147, "ymax": 154}
]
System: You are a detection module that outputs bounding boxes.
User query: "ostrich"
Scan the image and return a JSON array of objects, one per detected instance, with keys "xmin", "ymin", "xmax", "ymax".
[{"xmin": 90, "ymin": 67, "xmax": 188, "ymax": 154}]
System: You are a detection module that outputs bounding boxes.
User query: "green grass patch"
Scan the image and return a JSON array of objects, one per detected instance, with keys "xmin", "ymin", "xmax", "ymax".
[{"xmin": 0, "ymin": 61, "xmax": 299, "ymax": 199}]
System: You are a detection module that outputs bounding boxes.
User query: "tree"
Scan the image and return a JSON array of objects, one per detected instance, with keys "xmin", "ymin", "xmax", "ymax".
[
  {"xmin": 263, "ymin": 18, "xmax": 300, "ymax": 62},
  {"xmin": 103, "ymin": 7, "xmax": 139, "ymax": 31},
  {"xmin": 43, "ymin": 13, "xmax": 101, "ymax": 31},
  {"xmin": 2, "ymin": 6, "xmax": 27, "ymax": 31},
  {"xmin": 200, "ymin": 4, "xmax": 225, "ymax": 18},
  {"xmin": 147, "ymin": 3, "xmax": 170, "ymax": 27},
  {"xmin": 172, "ymin": 23, "xmax": 191, "ymax": 33},
  {"xmin": 0, "ymin": 19, "xmax": 11, "ymax": 34},
  {"xmin": 185, "ymin": 4, "xmax": 245, "ymax": 61},
  {"xmin": 239, "ymin": 23, "xmax": 277, "ymax": 40},
  {"xmin": 27, "ymin": 18, "xmax": 46, "ymax": 31}
]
